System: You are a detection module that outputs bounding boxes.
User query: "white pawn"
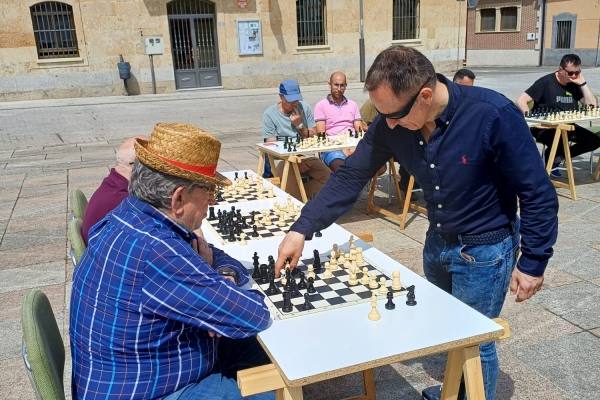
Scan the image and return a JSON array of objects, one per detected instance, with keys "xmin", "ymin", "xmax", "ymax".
[
  {"xmin": 360, "ymin": 267, "xmax": 370, "ymax": 285},
  {"xmin": 378, "ymin": 277, "xmax": 388, "ymax": 295},
  {"xmin": 323, "ymin": 262, "xmax": 333, "ymax": 279},
  {"xmin": 356, "ymin": 248, "xmax": 364, "ymax": 264},
  {"xmin": 348, "ymin": 269, "xmax": 358, "ymax": 286},
  {"xmin": 368, "ymin": 293, "xmax": 381, "ymax": 321},
  {"xmin": 392, "ymin": 271, "xmax": 402, "ymax": 291},
  {"xmin": 369, "ymin": 272, "xmax": 379, "ymax": 289},
  {"xmin": 306, "ymin": 264, "xmax": 315, "ymax": 279}
]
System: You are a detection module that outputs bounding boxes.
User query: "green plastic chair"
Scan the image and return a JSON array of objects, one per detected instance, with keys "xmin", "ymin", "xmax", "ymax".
[
  {"xmin": 21, "ymin": 290, "xmax": 66, "ymax": 400},
  {"xmin": 68, "ymin": 218, "xmax": 86, "ymax": 266},
  {"xmin": 70, "ymin": 189, "xmax": 88, "ymax": 220}
]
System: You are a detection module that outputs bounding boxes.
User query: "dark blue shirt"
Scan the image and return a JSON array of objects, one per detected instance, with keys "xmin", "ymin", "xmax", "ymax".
[{"xmin": 292, "ymin": 75, "xmax": 558, "ymax": 277}]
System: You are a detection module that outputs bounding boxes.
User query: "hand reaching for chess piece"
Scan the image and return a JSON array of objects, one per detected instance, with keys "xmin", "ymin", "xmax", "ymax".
[{"xmin": 275, "ymin": 231, "xmax": 306, "ymax": 277}]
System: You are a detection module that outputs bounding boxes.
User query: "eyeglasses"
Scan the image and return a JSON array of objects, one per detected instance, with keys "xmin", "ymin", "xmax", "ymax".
[
  {"xmin": 562, "ymin": 67, "xmax": 581, "ymax": 77},
  {"xmin": 375, "ymin": 82, "xmax": 427, "ymax": 120},
  {"xmin": 331, "ymin": 83, "xmax": 347, "ymax": 88},
  {"xmin": 197, "ymin": 184, "xmax": 217, "ymax": 199}
]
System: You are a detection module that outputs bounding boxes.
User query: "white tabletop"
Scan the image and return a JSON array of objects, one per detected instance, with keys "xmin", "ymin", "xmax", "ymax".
[{"xmin": 209, "ymin": 171, "xmax": 503, "ymax": 386}]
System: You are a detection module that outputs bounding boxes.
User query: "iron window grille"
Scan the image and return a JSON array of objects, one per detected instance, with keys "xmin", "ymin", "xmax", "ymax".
[
  {"xmin": 555, "ymin": 20, "xmax": 572, "ymax": 49},
  {"xmin": 393, "ymin": 0, "xmax": 420, "ymax": 41},
  {"xmin": 296, "ymin": 0, "xmax": 327, "ymax": 47},
  {"xmin": 30, "ymin": 1, "xmax": 79, "ymax": 59}
]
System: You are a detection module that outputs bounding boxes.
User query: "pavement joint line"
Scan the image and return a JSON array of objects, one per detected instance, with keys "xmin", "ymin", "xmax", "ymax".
[
  {"xmin": 0, "ymin": 174, "xmax": 25, "ymax": 244},
  {"xmin": 540, "ymin": 303, "xmax": 590, "ymax": 334}
]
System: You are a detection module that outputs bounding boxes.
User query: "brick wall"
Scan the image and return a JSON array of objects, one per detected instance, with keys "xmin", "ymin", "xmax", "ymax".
[{"xmin": 467, "ymin": 0, "xmax": 538, "ymax": 50}]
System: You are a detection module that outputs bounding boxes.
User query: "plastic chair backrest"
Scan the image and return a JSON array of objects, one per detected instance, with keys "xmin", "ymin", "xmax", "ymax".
[
  {"xmin": 68, "ymin": 218, "xmax": 86, "ymax": 266},
  {"xmin": 21, "ymin": 290, "xmax": 66, "ymax": 400},
  {"xmin": 70, "ymin": 189, "xmax": 88, "ymax": 220}
]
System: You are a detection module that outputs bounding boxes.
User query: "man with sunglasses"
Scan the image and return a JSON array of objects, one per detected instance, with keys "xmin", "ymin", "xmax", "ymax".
[
  {"xmin": 517, "ymin": 53, "xmax": 600, "ymax": 176},
  {"xmin": 314, "ymin": 71, "xmax": 363, "ymax": 171},
  {"xmin": 275, "ymin": 46, "xmax": 558, "ymax": 400}
]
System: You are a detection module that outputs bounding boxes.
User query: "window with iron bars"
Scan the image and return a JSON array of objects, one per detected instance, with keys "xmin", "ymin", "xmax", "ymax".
[
  {"xmin": 296, "ymin": 0, "xmax": 327, "ymax": 47},
  {"xmin": 393, "ymin": 0, "xmax": 420, "ymax": 41},
  {"xmin": 555, "ymin": 20, "xmax": 572, "ymax": 49},
  {"xmin": 30, "ymin": 1, "xmax": 79, "ymax": 59}
]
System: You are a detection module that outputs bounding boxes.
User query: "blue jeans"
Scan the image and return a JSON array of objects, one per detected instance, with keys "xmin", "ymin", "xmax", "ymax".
[
  {"xmin": 320, "ymin": 150, "xmax": 346, "ymax": 166},
  {"xmin": 160, "ymin": 374, "xmax": 274, "ymax": 400},
  {"xmin": 423, "ymin": 226, "xmax": 519, "ymax": 400},
  {"xmin": 161, "ymin": 337, "xmax": 274, "ymax": 400}
]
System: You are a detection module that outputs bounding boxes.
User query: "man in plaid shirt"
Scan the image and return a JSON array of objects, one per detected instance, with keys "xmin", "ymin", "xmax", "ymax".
[{"xmin": 70, "ymin": 123, "xmax": 273, "ymax": 400}]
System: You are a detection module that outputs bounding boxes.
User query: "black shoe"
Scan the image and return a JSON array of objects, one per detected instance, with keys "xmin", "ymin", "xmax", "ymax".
[{"xmin": 422, "ymin": 385, "xmax": 441, "ymax": 400}]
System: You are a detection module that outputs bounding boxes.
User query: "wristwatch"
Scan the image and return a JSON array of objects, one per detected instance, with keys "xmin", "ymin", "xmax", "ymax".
[
  {"xmin": 578, "ymin": 81, "xmax": 587, "ymax": 87},
  {"xmin": 217, "ymin": 266, "xmax": 239, "ymax": 284}
]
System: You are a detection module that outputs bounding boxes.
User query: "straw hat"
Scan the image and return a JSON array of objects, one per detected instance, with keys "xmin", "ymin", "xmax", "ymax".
[{"xmin": 134, "ymin": 122, "xmax": 231, "ymax": 187}]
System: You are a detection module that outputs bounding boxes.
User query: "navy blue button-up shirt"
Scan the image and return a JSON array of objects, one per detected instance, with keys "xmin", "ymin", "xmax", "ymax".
[{"xmin": 292, "ymin": 75, "xmax": 558, "ymax": 277}]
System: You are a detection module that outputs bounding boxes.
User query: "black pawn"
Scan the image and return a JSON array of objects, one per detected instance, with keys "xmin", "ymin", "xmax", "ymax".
[
  {"xmin": 284, "ymin": 268, "xmax": 292, "ymax": 291},
  {"xmin": 265, "ymin": 272, "xmax": 280, "ymax": 295},
  {"xmin": 297, "ymin": 272, "xmax": 307, "ymax": 289},
  {"xmin": 216, "ymin": 191, "xmax": 224, "ymax": 202},
  {"xmin": 282, "ymin": 291, "xmax": 293, "ymax": 313},
  {"xmin": 208, "ymin": 206, "xmax": 216, "ymax": 220},
  {"xmin": 300, "ymin": 293, "xmax": 313, "ymax": 311},
  {"xmin": 290, "ymin": 278, "xmax": 301, "ymax": 297},
  {"xmin": 315, "ymin": 230, "xmax": 322, "ymax": 237},
  {"xmin": 406, "ymin": 285, "xmax": 417, "ymax": 306},
  {"xmin": 252, "ymin": 225, "xmax": 259, "ymax": 237},
  {"xmin": 228, "ymin": 229, "xmax": 236, "ymax": 242},
  {"xmin": 259, "ymin": 264, "xmax": 269, "ymax": 284},
  {"xmin": 292, "ymin": 144, "xmax": 297, "ymax": 151},
  {"xmin": 306, "ymin": 277, "xmax": 316, "ymax": 294},
  {"xmin": 234, "ymin": 172, "xmax": 239, "ymax": 180},
  {"xmin": 385, "ymin": 292, "xmax": 395, "ymax": 310},
  {"xmin": 244, "ymin": 171, "xmax": 248, "ymax": 179}
]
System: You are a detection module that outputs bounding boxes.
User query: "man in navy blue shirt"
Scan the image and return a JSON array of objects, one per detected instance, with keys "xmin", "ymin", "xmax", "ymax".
[{"xmin": 275, "ymin": 46, "xmax": 558, "ymax": 400}]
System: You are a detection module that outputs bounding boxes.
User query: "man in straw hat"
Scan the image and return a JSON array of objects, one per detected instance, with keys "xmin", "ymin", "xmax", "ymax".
[{"xmin": 70, "ymin": 123, "xmax": 273, "ymax": 400}]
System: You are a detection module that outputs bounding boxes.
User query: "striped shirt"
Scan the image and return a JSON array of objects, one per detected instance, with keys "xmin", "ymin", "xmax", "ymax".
[{"xmin": 70, "ymin": 195, "xmax": 271, "ymax": 400}]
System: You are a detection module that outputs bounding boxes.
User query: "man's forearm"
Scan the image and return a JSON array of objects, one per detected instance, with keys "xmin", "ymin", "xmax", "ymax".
[{"xmin": 581, "ymin": 84, "xmax": 596, "ymax": 107}]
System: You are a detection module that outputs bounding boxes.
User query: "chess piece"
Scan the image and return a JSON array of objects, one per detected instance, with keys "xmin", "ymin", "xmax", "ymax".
[
  {"xmin": 228, "ymin": 229, "xmax": 236, "ymax": 242},
  {"xmin": 208, "ymin": 206, "xmax": 216, "ymax": 220},
  {"xmin": 234, "ymin": 172, "xmax": 239, "ymax": 180},
  {"xmin": 306, "ymin": 264, "xmax": 315, "ymax": 279},
  {"xmin": 259, "ymin": 264, "xmax": 269, "ymax": 285},
  {"xmin": 290, "ymin": 277, "xmax": 302, "ymax": 297},
  {"xmin": 307, "ymin": 277, "xmax": 316, "ymax": 294},
  {"xmin": 360, "ymin": 267, "xmax": 370, "ymax": 285},
  {"xmin": 392, "ymin": 271, "xmax": 402, "ymax": 291},
  {"xmin": 356, "ymin": 248, "xmax": 364, "ymax": 264},
  {"xmin": 266, "ymin": 272, "xmax": 280, "ymax": 295},
  {"xmin": 252, "ymin": 225, "xmax": 259, "ymax": 237},
  {"xmin": 301, "ymin": 293, "xmax": 313, "ymax": 311},
  {"xmin": 298, "ymin": 272, "xmax": 307, "ymax": 289},
  {"xmin": 378, "ymin": 277, "xmax": 388, "ymax": 295},
  {"xmin": 406, "ymin": 285, "xmax": 417, "ymax": 306},
  {"xmin": 322, "ymin": 262, "xmax": 333, "ymax": 279},
  {"xmin": 280, "ymin": 269, "xmax": 287, "ymax": 287},
  {"xmin": 385, "ymin": 291, "xmax": 395, "ymax": 310},
  {"xmin": 369, "ymin": 272, "xmax": 379, "ymax": 289},
  {"xmin": 368, "ymin": 294, "xmax": 381, "ymax": 321},
  {"xmin": 348, "ymin": 269, "xmax": 358, "ymax": 286},
  {"xmin": 284, "ymin": 268, "xmax": 292, "ymax": 291},
  {"xmin": 315, "ymin": 230, "xmax": 322, "ymax": 237},
  {"xmin": 313, "ymin": 250, "xmax": 322, "ymax": 273},
  {"xmin": 252, "ymin": 253, "xmax": 260, "ymax": 278},
  {"xmin": 282, "ymin": 291, "xmax": 293, "ymax": 313},
  {"xmin": 330, "ymin": 249, "xmax": 337, "ymax": 261}
]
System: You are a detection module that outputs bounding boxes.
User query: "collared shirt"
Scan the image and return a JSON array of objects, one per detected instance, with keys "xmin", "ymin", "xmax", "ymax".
[
  {"xmin": 70, "ymin": 195, "xmax": 271, "ymax": 400},
  {"xmin": 314, "ymin": 95, "xmax": 361, "ymax": 135},
  {"xmin": 262, "ymin": 101, "xmax": 315, "ymax": 139},
  {"xmin": 292, "ymin": 75, "xmax": 558, "ymax": 277}
]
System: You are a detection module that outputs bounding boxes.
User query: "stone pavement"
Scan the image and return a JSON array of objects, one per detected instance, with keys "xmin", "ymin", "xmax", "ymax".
[{"xmin": 1, "ymin": 68, "xmax": 600, "ymax": 399}]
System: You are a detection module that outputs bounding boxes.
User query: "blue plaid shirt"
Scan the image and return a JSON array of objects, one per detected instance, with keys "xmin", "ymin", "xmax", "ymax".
[{"xmin": 70, "ymin": 195, "xmax": 271, "ymax": 400}]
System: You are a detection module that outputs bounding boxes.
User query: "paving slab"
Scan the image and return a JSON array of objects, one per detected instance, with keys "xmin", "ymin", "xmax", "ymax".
[
  {"xmin": 515, "ymin": 332, "xmax": 600, "ymax": 400},
  {"xmin": 11, "ymin": 195, "xmax": 66, "ymax": 219},
  {"xmin": 553, "ymin": 248, "xmax": 600, "ymax": 280},
  {"xmin": 0, "ymin": 357, "xmax": 36, "ymax": 400},
  {"xmin": 556, "ymin": 199, "xmax": 600, "ymax": 222},
  {"xmin": 0, "ymin": 244, "xmax": 66, "ymax": 271},
  {"xmin": 531, "ymin": 282, "xmax": 600, "ymax": 330},
  {"xmin": 0, "ymin": 261, "xmax": 65, "ymax": 294},
  {"xmin": 540, "ymin": 266, "xmax": 582, "ymax": 289}
]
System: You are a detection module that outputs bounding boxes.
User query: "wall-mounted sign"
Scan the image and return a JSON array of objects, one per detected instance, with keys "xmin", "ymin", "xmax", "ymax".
[
  {"xmin": 238, "ymin": 20, "xmax": 262, "ymax": 56},
  {"xmin": 238, "ymin": 0, "xmax": 248, "ymax": 8}
]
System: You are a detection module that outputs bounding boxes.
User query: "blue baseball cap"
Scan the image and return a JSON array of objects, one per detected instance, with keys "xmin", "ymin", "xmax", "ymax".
[{"xmin": 279, "ymin": 79, "xmax": 303, "ymax": 102}]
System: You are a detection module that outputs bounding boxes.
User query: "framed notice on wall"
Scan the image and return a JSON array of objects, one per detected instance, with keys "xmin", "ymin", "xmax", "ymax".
[{"xmin": 238, "ymin": 20, "xmax": 263, "ymax": 56}]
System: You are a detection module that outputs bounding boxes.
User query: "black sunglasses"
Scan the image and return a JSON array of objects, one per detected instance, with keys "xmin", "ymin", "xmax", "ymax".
[{"xmin": 375, "ymin": 82, "xmax": 427, "ymax": 120}]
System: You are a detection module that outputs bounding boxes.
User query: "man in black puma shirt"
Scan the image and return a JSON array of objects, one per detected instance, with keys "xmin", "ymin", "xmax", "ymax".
[{"xmin": 517, "ymin": 54, "xmax": 600, "ymax": 175}]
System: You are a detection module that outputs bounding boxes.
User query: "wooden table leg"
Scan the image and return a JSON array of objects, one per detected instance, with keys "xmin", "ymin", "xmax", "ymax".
[
  {"xmin": 561, "ymin": 130, "xmax": 577, "ymax": 200},
  {"xmin": 290, "ymin": 157, "xmax": 308, "ymax": 203},
  {"xmin": 545, "ymin": 126, "xmax": 562, "ymax": 175},
  {"xmin": 257, "ymin": 150, "xmax": 265, "ymax": 177},
  {"xmin": 280, "ymin": 160, "xmax": 291, "ymax": 192},
  {"xmin": 276, "ymin": 386, "xmax": 304, "ymax": 400},
  {"xmin": 442, "ymin": 345, "xmax": 486, "ymax": 400},
  {"xmin": 399, "ymin": 176, "xmax": 415, "ymax": 230},
  {"xmin": 389, "ymin": 161, "xmax": 403, "ymax": 204}
]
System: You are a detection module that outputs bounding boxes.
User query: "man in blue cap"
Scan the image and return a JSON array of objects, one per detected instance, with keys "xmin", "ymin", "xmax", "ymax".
[{"xmin": 261, "ymin": 79, "xmax": 331, "ymax": 199}]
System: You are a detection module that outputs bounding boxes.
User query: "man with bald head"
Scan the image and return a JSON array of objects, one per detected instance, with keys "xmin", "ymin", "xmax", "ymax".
[
  {"xmin": 314, "ymin": 71, "xmax": 363, "ymax": 171},
  {"xmin": 81, "ymin": 137, "xmax": 140, "ymax": 243}
]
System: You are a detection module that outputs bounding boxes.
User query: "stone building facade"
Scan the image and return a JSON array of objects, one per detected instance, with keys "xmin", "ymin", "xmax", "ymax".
[
  {"xmin": 465, "ymin": 0, "xmax": 600, "ymax": 67},
  {"xmin": 0, "ymin": 0, "xmax": 467, "ymax": 101}
]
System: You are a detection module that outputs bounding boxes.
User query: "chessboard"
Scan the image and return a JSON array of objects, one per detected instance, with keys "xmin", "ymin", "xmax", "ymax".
[
  {"xmin": 251, "ymin": 243, "xmax": 409, "ymax": 320},
  {"xmin": 525, "ymin": 106, "xmax": 600, "ymax": 124},
  {"xmin": 205, "ymin": 199, "xmax": 301, "ymax": 245},
  {"xmin": 267, "ymin": 130, "xmax": 365, "ymax": 155},
  {"xmin": 215, "ymin": 171, "xmax": 276, "ymax": 205}
]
